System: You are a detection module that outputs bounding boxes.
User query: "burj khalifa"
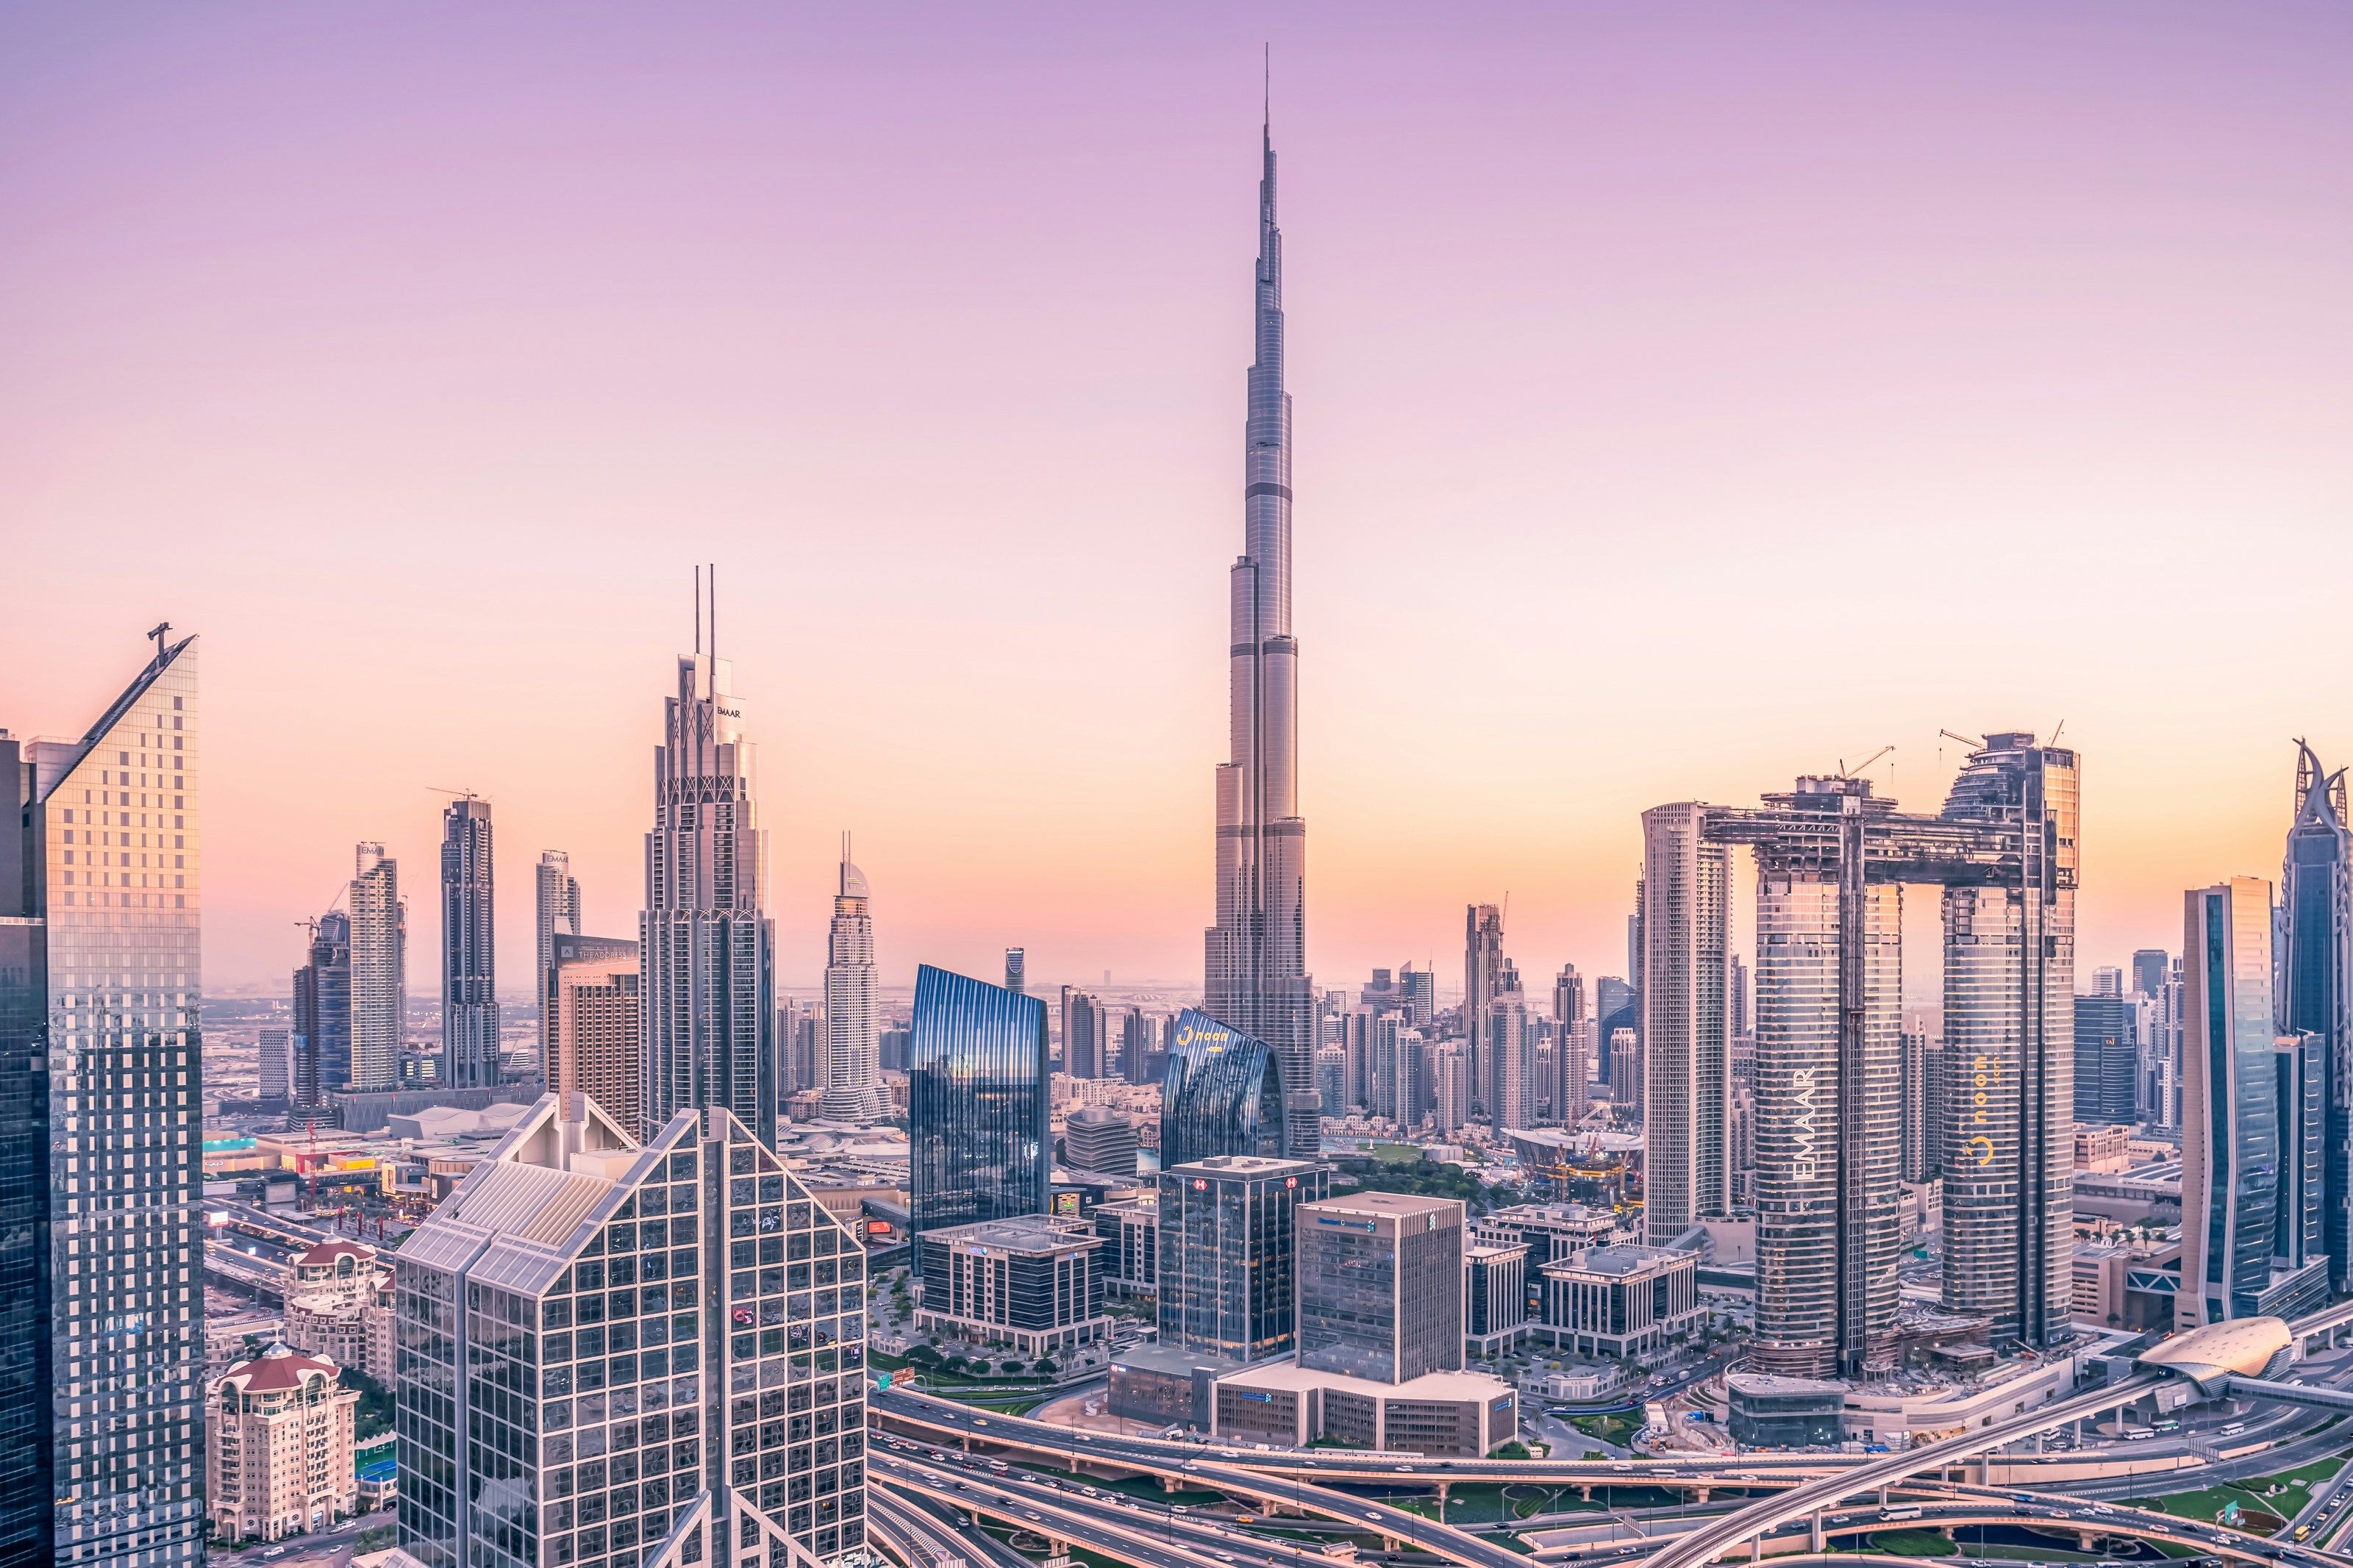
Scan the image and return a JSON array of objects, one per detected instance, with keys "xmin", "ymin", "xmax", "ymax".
[{"xmin": 1205, "ymin": 112, "xmax": 1320, "ymax": 1158}]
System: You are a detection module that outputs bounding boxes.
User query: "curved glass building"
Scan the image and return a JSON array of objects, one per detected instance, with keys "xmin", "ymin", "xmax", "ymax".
[
  {"xmin": 1160, "ymin": 1008, "xmax": 1287, "ymax": 1168},
  {"xmin": 909, "ymin": 964, "xmax": 1049, "ymax": 1263}
]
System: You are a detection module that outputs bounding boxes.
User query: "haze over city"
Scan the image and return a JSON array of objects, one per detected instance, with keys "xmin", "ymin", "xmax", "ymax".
[{"xmin": 7, "ymin": 3, "xmax": 2352, "ymax": 995}]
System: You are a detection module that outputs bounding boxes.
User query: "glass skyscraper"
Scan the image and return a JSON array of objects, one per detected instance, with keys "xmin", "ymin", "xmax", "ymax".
[
  {"xmin": 1157, "ymin": 1156, "xmax": 1326, "ymax": 1365},
  {"xmin": 907, "ymin": 964, "xmax": 1048, "ymax": 1264},
  {"xmin": 2281, "ymin": 742, "xmax": 2352, "ymax": 1289},
  {"xmin": 440, "ymin": 796, "xmax": 499, "ymax": 1088},
  {"xmin": 1, "ymin": 631, "xmax": 206, "ymax": 1568},
  {"xmin": 1159, "ymin": 1007, "xmax": 1285, "ymax": 1170},
  {"xmin": 292, "ymin": 909, "xmax": 351, "ymax": 1121}
]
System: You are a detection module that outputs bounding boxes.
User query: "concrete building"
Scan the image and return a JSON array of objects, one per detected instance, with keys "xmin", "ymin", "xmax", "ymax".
[
  {"xmin": 1432, "ymin": 1043, "xmax": 1468, "ymax": 1136},
  {"xmin": 1209, "ymin": 1361, "xmax": 1518, "ymax": 1458},
  {"xmin": 260, "ymin": 1025, "xmax": 292, "ymax": 1106},
  {"xmin": 1553, "ymin": 964, "xmax": 1589, "ymax": 1125},
  {"xmin": 350, "ymin": 842, "xmax": 404, "ymax": 1093},
  {"xmin": 1298, "ymin": 1192, "xmax": 1465, "ymax": 1383},
  {"xmin": 1487, "ymin": 965, "xmax": 1531, "ymax": 1134},
  {"xmin": 913, "ymin": 1214, "xmax": 1107, "ymax": 1358},
  {"xmin": 390, "ymin": 1090, "xmax": 868, "ymax": 1568},
  {"xmin": 1474, "ymin": 1202, "xmax": 1628, "ymax": 1269},
  {"xmin": 1092, "ymin": 1196, "xmax": 1157, "ymax": 1297},
  {"xmin": 1063, "ymin": 1106, "xmax": 1139, "ymax": 1177},
  {"xmin": 1465, "ymin": 903, "xmax": 1506, "ymax": 1117},
  {"xmin": 822, "ymin": 848, "xmax": 885, "ymax": 1122},
  {"xmin": 554, "ymin": 944, "xmax": 645, "ymax": 1136},
  {"xmin": 1640, "ymin": 801, "xmax": 1732, "ymax": 1243},
  {"xmin": 1534, "ymin": 1244, "xmax": 1703, "ymax": 1362},
  {"xmin": 207, "ymin": 1347, "xmax": 359, "ymax": 1544}
]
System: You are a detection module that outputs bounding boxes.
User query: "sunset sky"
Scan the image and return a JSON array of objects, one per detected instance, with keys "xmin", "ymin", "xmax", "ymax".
[{"xmin": 5, "ymin": 3, "xmax": 2351, "ymax": 996}]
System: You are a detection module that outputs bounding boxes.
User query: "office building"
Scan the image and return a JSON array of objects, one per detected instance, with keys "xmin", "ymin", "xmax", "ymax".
[
  {"xmin": 543, "ymin": 931, "xmax": 635, "ymax": 1085},
  {"xmin": 640, "ymin": 590, "xmax": 778, "ymax": 1146},
  {"xmin": 1063, "ymin": 1106, "xmax": 1139, "ymax": 1177},
  {"xmin": 1463, "ymin": 1244, "xmax": 1529, "ymax": 1356},
  {"xmin": 0, "ymin": 629, "xmax": 205, "ymax": 1568},
  {"xmin": 913, "ymin": 1215, "xmax": 1107, "ymax": 1358},
  {"xmin": 1003, "ymin": 947, "xmax": 1025, "ymax": 995},
  {"xmin": 1060, "ymin": 987, "xmax": 1104, "ymax": 1079},
  {"xmin": 2074, "ymin": 993, "xmax": 2140, "ymax": 1125},
  {"xmin": 2281, "ymin": 742, "xmax": 2352, "ymax": 1289},
  {"xmin": 440, "ymin": 797, "xmax": 499, "ymax": 1088},
  {"xmin": 207, "ymin": 1347, "xmax": 360, "ymax": 1544},
  {"xmin": 1607, "ymin": 1028, "xmax": 1641, "ymax": 1114},
  {"xmin": 821, "ymin": 848, "xmax": 885, "ymax": 1123},
  {"xmin": 1120, "ymin": 1008, "xmax": 1154, "ymax": 1086},
  {"xmin": 391, "ymin": 1090, "xmax": 868, "ymax": 1568},
  {"xmin": 1371, "ymin": 1012, "xmax": 1425, "ymax": 1130},
  {"xmin": 535, "ymin": 851, "xmax": 582, "ymax": 1069},
  {"xmin": 1639, "ymin": 801, "xmax": 1732, "ymax": 1243},
  {"xmin": 351, "ymin": 843, "xmax": 404, "ymax": 1092},
  {"xmin": 1464, "ymin": 903, "xmax": 1505, "ymax": 1111},
  {"xmin": 1157, "ymin": 1156, "xmax": 1327, "ymax": 1364},
  {"xmin": 1899, "ymin": 1031, "xmax": 1944, "ymax": 1183},
  {"xmin": 1298, "ymin": 1192, "xmax": 1465, "ymax": 1383},
  {"xmin": 1314, "ymin": 1045, "xmax": 1345, "ymax": 1120},
  {"xmin": 2132, "ymin": 948, "xmax": 2170, "ymax": 1000},
  {"xmin": 554, "ymin": 945, "xmax": 645, "ymax": 1137},
  {"xmin": 1160, "ymin": 1007, "xmax": 1287, "ymax": 1167},
  {"xmin": 1552, "ymin": 964, "xmax": 1588, "ymax": 1125},
  {"xmin": 1487, "ymin": 961, "xmax": 1530, "ymax": 1134},
  {"xmin": 1534, "ymin": 1245, "xmax": 1704, "ymax": 1362},
  {"xmin": 908, "ymin": 964, "xmax": 1049, "ymax": 1257},
  {"xmin": 1593, "ymin": 976, "xmax": 1635, "ymax": 1089},
  {"xmin": 1093, "ymin": 1198, "xmax": 1158, "ymax": 1296},
  {"xmin": 2181, "ymin": 877, "xmax": 2331, "ymax": 1323},
  {"xmin": 259, "ymin": 1025, "xmax": 292, "ymax": 1105},
  {"xmin": 1208, "ymin": 1360, "xmax": 1517, "ymax": 1458},
  {"xmin": 1400, "ymin": 964, "xmax": 1436, "ymax": 1031},
  {"xmin": 1203, "ymin": 113, "xmax": 1318, "ymax": 1160},
  {"xmin": 292, "ymin": 911, "xmax": 351, "ymax": 1121}
]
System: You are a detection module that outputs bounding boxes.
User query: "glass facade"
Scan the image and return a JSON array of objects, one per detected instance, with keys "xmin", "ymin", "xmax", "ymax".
[
  {"xmin": 4, "ymin": 635, "xmax": 207, "ymax": 1567},
  {"xmin": 907, "ymin": 964, "xmax": 1048, "ymax": 1259},
  {"xmin": 1155, "ymin": 1156, "xmax": 1324, "ymax": 1364},
  {"xmin": 2188, "ymin": 880, "xmax": 2280, "ymax": 1321},
  {"xmin": 1159, "ymin": 1009, "xmax": 1285, "ymax": 1170},
  {"xmin": 2280, "ymin": 742, "xmax": 2352, "ymax": 1289},
  {"xmin": 397, "ymin": 1098, "xmax": 866, "ymax": 1568},
  {"xmin": 292, "ymin": 910, "xmax": 351, "ymax": 1118},
  {"xmin": 440, "ymin": 798, "xmax": 500, "ymax": 1089},
  {"xmin": 1297, "ymin": 1194, "xmax": 1464, "ymax": 1383}
]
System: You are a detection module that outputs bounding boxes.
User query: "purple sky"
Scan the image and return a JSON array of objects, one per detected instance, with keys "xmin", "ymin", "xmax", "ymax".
[{"xmin": 5, "ymin": 4, "xmax": 2352, "ymax": 994}]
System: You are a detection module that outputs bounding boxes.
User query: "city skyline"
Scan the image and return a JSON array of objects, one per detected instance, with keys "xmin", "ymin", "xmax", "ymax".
[{"xmin": 8, "ymin": 7, "xmax": 2353, "ymax": 1003}]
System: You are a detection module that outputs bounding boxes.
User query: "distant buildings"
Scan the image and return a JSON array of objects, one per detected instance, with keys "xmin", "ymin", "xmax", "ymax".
[
  {"xmin": 640, "ymin": 605, "xmax": 778, "ymax": 1145},
  {"xmin": 391, "ymin": 1092, "xmax": 868, "ymax": 1568},
  {"xmin": 1464, "ymin": 903, "xmax": 1505, "ymax": 1115},
  {"xmin": 2073, "ymin": 992, "xmax": 2139, "ymax": 1125},
  {"xmin": 1060, "ymin": 986, "xmax": 1104, "ymax": 1078},
  {"xmin": 1432, "ymin": 1043, "xmax": 1468, "ymax": 1136},
  {"xmin": 535, "ymin": 848, "xmax": 581, "ymax": 1068},
  {"xmin": 1004, "ymin": 946, "xmax": 1026, "ymax": 994},
  {"xmin": 259, "ymin": 1025, "xmax": 291, "ymax": 1105},
  {"xmin": 1160, "ymin": 1008, "xmax": 1287, "ymax": 1167},
  {"xmin": 349, "ymin": 842, "xmax": 404, "ymax": 1093},
  {"xmin": 1638, "ymin": 801, "xmax": 1732, "ymax": 1245},
  {"xmin": 438, "ymin": 796, "xmax": 499, "ymax": 1087},
  {"xmin": 0, "ymin": 630, "xmax": 206, "ymax": 1567},
  {"xmin": 1486, "ymin": 960, "xmax": 1531, "ymax": 1134},
  {"xmin": 822, "ymin": 847, "xmax": 885, "ymax": 1122},
  {"xmin": 908, "ymin": 964, "xmax": 1049, "ymax": 1257},
  {"xmin": 1552, "ymin": 964, "xmax": 1588, "ymax": 1125},
  {"xmin": 207, "ymin": 1347, "xmax": 359, "ymax": 1544}
]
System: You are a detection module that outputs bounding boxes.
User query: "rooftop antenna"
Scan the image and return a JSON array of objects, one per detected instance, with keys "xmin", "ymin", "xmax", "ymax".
[
  {"xmin": 709, "ymin": 562, "xmax": 718, "ymax": 661},
  {"xmin": 1263, "ymin": 42, "xmax": 1270, "ymax": 131},
  {"xmin": 693, "ymin": 565, "xmax": 702, "ymax": 656},
  {"xmin": 148, "ymin": 620, "xmax": 173, "ymax": 669}
]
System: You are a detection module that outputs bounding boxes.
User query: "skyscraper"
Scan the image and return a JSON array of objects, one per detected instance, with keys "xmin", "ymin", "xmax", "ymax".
[
  {"xmin": 1640, "ymin": 802, "xmax": 1732, "ymax": 1242},
  {"xmin": 1552, "ymin": 963, "xmax": 1589, "ymax": 1125},
  {"xmin": 291, "ymin": 909, "xmax": 351, "ymax": 1121},
  {"xmin": 350, "ymin": 843, "xmax": 403, "ymax": 1092},
  {"xmin": 1204, "ymin": 110, "xmax": 1318, "ymax": 1159},
  {"xmin": 258, "ymin": 1025, "xmax": 292, "ymax": 1105},
  {"xmin": 553, "ymin": 944, "xmax": 645, "ymax": 1136},
  {"xmin": 1060, "ymin": 986, "xmax": 1104, "ymax": 1078},
  {"xmin": 2073, "ymin": 993, "xmax": 2139, "ymax": 1124},
  {"xmin": 1463, "ymin": 903, "xmax": 1504, "ymax": 1113},
  {"xmin": 821, "ymin": 845, "xmax": 885, "ymax": 1122},
  {"xmin": 907, "ymin": 964, "xmax": 1049, "ymax": 1259},
  {"xmin": 1400, "ymin": 964, "xmax": 1436, "ymax": 1030},
  {"xmin": 1, "ymin": 629, "xmax": 205, "ymax": 1567},
  {"xmin": 1157, "ymin": 1156, "xmax": 1327, "ymax": 1365},
  {"xmin": 2280, "ymin": 742, "xmax": 2352, "ymax": 1290},
  {"xmin": 439, "ymin": 796, "xmax": 499, "ymax": 1088},
  {"xmin": 1488, "ymin": 960, "xmax": 1531, "ymax": 1134},
  {"xmin": 535, "ymin": 848, "xmax": 582, "ymax": 1071},
  {"xmin": 1004, "ymin": 946, "xmax": 1026, "ymax": 995},
  {"xmin": 1432, "ymin": 1044, "xmax": 1468, "ymax": 1136},
  {"xmin": 1297, "ymin": 1192, "xmax": 1465, "ymax": 1383},
  {"xmin": 2132, "ymin": 947, "xmax": 2171, "ymax": 1000},
  {"xmin": 641, "ymin": 583, "xmax": 777, "ymax": 1146},
  {"xmin": 1160, "ymin": 1008, "xmax": 1287, "ymax": 1168},
  {"xmin": 2181, "ymin": 877, "xmax": 2330, "ymax": 1323}
]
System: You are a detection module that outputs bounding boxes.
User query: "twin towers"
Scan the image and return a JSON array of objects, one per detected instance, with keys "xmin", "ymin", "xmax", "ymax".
[{"xmin": 1642, "ymin": 734, "xmax": 2080, "ymax": 1381}]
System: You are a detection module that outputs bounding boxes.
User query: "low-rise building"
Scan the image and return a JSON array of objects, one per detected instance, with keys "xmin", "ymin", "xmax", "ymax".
[
  {"xmin": 915, "ymin": 1214, "xmax": 1107, "ymax": 1357},
  {"xmin": 1727, "ymin": 1371, "xmax": 1844, "ymax": 1450},
  {"xmin": 1533, "ymin": 1244, "xmax": 1702, "ymax": 1362},
  {"xmin": 1210, "ymin": 1359, "xmax": 1518, "ymax": 1457},
  {"xmin": 2074, "ymin": 1122, "xmax": 2132, "ymax": 1173},
  {"xmin": 207, "ymin": 1345, "xmax": 360, "ymax": 1543},
  {"xmin": 1471, "ymin": 1202, "xmax": 1627, "ymax": 1269}
]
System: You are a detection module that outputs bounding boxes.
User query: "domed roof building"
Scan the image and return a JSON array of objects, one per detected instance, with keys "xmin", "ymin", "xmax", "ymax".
[{"xmin": 208, "ymin": 1345, "xmax": 360, "ymax": 1544}]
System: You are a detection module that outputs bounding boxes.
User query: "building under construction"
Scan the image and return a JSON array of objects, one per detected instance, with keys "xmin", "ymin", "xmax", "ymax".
[{"xmin": 1642, "ymin": 733, "xmax": 2078, "ymax": 1380}]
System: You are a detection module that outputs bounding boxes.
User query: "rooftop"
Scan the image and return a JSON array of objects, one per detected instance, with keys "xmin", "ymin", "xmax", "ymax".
[
  {"xmin": 1163, "ymin": 1155, "xmax": 1323, "ymax": 1178},
  {"xmin": 219, "ymin": 1342, "xmax": 342, "ymax": 1395},
  {"xmin": 1217, "ymin": 1356, "xmax": 1515, "ymax": 1406},
  {"xmin": 1301, "ymin": 1191, "xmax": 1462, "ymax": 1220},
  {"xmin": 1546, "ymin": 1243, "xmax": 1689, "ymax": 1279},
  {"xmin": 926, "ymin": 1214, "xmax": 1101, "ymax": 1255}
]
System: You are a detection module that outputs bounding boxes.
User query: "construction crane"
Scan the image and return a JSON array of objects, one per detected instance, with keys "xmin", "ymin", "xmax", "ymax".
[{"xmin": 1836, "ymin": 745, "xmax": 1893, "ymax": 780}]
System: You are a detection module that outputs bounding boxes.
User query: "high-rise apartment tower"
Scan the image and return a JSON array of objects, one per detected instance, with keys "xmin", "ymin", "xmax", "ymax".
[{"xmin": 439, "ymin": 795, "xmax": 498, "ymax": 1087}]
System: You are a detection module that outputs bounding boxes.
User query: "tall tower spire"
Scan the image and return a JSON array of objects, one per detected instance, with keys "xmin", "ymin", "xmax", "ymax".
[{"xmin": 1206, "ymin": 96, "xmax": 1318, "ymax": 1158}]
